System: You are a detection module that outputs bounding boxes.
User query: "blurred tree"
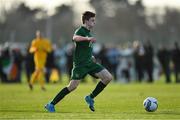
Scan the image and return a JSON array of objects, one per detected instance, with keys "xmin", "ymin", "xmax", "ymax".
[
  {"xmin": 0, "ymin": 3, "xmax": 42, "ymax": 43},
  {"xmin": 0, "ymin": 3, "xmax": 74, "ymax": 46},
  {"xmin": 147, "ymin": 8, "xmax": 180, "ymax": 46},
  {"xmin": 50, "ymin": 5, "xmax": 74, "ymax": 46},
  {"xmin": 0, "ymin": 0, "xmax": 180, "ymax": 47},
  {"xmin": 90, "ymin": 0, "xmax": 148, "ymax": 44},
  {"xmin": 90, "ymin": 0, "xmax": 180, "ymax": 46},
  {"xmin": 161, "ymin": 9, "xmax": 180, "ymax": 44}
]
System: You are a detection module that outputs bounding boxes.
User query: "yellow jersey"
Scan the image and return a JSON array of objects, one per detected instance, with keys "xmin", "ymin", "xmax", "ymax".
[{"xmin": 30, "ymin": 38, "xmax": 52, "ymax": 68}]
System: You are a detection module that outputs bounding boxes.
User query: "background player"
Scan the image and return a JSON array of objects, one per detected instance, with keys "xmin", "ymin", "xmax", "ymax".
[{"xmin": 29, "ymin": 30, "xmax": 52, "ymax": 91}]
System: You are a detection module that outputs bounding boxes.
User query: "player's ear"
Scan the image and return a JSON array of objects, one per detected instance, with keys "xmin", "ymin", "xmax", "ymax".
[{"xmin": 84, "ymin": 19, "xmax": 88, "ymax": 24}]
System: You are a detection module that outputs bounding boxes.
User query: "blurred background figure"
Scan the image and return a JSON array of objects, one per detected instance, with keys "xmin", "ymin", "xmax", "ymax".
[
  {"xmin": 24, "ymin": 44, "xmax": 35, "ymax": 83},
  {"xmin": 0, "ymin": 46, "xmax": 10, "ymax": 83},
  {"xmin": 29, "ymin": 30, "xmax": 52, "ymax": 90},
  {"xmin": 0, "ymin": 44, "xmax": 22, "ymax": 83},
  {"xmin": 133, "ymin": 41, "xmax": 145, "ymax": 82},
  {"xmin": 106, "ymin": 46, "xmax": 120, "ymax": 81},
  {"xmin": 171, "ymin": 42, "xmax": 180, "ymax": 83},
  {"xmin": 143, "ymin": 40, "xmax": 154, "ymax": 83},
  {"xmin": 157, "ymin": 45, "xmax": 171, "ymax": 83},
  {"xmin": 54, "ymin": 45, "xmax": 67, "ymax": 83},
  {"xmin": 98, "ymin": 44, "xmax": 110, "ymax": 70},
  {"xmin": 45, "ymin": 47, "xmax": 57, "ymax": 83},
  {"xmin": 11, "ymin": 47, "xmax": 23, "ymax": 82}
]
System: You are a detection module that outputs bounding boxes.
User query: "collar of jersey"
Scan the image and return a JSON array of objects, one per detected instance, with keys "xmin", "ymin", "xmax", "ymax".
[{"xmin": 81, "ymin": 26, "xmax": 90, "ymax": 32}]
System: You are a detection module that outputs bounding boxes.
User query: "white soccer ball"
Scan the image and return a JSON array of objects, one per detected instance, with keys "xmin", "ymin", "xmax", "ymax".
[{"xmin": 143, "ymin": 97, "xmax": 158, "ymax": 112}]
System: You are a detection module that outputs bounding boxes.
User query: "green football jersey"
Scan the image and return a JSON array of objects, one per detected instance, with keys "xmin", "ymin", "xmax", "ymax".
[{"xmin": 73, "ymin": 26, "xmax": 94, "ymax": 66}]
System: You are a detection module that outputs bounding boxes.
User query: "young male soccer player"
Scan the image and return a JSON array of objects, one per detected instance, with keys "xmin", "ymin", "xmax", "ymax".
[
  {"xmin": 45, "ymin": 11, "xmax": 113, "ymax": 112},
  {"xmin": 29, "ymin": 30, "xmax": 52, "ymax": 91}
]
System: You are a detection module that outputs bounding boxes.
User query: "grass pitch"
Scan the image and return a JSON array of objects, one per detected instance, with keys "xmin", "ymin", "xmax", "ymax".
[{"xmin": 0, "ymin": 81, "xmax": 180, "ymax": 120}]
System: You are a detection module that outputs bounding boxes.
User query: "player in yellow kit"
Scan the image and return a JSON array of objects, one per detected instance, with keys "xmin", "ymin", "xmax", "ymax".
[{"xmin": 29, "ymin": 30, "xmax": 52, "ymax": 90}]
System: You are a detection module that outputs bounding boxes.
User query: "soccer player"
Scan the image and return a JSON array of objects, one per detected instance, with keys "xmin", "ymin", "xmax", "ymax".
[
  {"xmin": 29, "ymin": 30, "xmax": 52, "ymax": 91},
  {"xmin": 45, "ymin": 11, "xmax": 113, "ymax": 112}
]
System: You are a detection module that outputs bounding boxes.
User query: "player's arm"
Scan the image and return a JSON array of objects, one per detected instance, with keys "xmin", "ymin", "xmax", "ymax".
[
  {"xmin": 29, "ymin": 47, "xmax": 37, "ymax": 53},
  {"xmin": 73, "ymin": 35, "xmax": 96, "ymax": 42},
  {"xmin": 29, "ymin": 40, "xmax": 37, "ymax": 53}
]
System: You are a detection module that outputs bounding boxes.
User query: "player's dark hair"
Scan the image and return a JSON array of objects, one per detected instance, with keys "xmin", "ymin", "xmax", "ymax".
[{"xmin": 82, "ymin": 11, "xmax": 95, "ymax": 24}]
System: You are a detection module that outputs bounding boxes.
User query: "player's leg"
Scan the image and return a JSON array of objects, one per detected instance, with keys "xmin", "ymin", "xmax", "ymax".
[
  {"xmin": 29, "ymin": 69, "xmax": 39, "ymax": 90},
  {"xmin": 45, "ymin": 80, "xmax": 80, "ymax": 112},
  {"xmin": 29, "ymin": 58, "xmax": 42, "ymax": 90},
  {"xmin": 38, "ymin": 68, "xmax": 46, "ymax": 91},
  {"xmin": 84, "ymin": 62, "xmax": 113, "ymax": 111},
  {"xmin": 37, "ymin": 60, "xmax": 46, "ymax": 90},
  {"xmin": 50, "ymin": 65, "xmax": 85, "ymax": 105},
  {"xmin": 51, "ymin": 80, "xmax": 80, "ymax": 105},
  {"xmin": 45, "ymin": 65, "xmax": 87, "ymax": 112},
  {"xmin": 89, "ymin": 69, "xmax": 112, "ymax": 98}
]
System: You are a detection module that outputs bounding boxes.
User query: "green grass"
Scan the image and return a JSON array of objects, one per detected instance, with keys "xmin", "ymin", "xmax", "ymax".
[{"xmin": 0, "ymin": 81, "xmax": 180, "ymax": 119}]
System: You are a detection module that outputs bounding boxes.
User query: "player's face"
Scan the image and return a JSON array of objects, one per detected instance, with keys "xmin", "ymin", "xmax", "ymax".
[
  {"xmin": 36, "ymin": 31, "xmax": 42, "ymax": 39},
  {"xmin": 86, "ymin": 17, "xmax": 95, "ymax": 29}
]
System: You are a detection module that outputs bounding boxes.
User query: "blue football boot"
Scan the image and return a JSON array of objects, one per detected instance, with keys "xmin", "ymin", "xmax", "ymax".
[
  {"xmin": 85, "ymin": 95, "xmax": 95, "ymax": 112},
  {"xmin": 45, "ymin": 103, "xmax": 55, "ymax": 112}
]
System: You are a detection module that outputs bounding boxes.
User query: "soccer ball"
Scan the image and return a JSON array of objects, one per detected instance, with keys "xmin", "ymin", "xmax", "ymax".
[{"xmin": 143, "ymin": 97, "xmax": 158, "ymax": 112}]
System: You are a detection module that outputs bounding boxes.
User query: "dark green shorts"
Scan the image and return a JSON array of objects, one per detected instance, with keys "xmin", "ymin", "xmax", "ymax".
[{"xmin": 71, "ymin": 62, "xmax": 104, "ymax": 80}]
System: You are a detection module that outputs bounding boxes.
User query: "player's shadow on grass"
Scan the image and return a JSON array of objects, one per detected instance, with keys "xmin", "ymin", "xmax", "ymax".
[
  {"xmin": 142, "ymin": 111, "xmax": 180, "ymax": 116},
  {"xmin": 0, "ymin": 109, "xmax": 83, "ymax": 114},
  {"xmin": 157, "ymin": 111, "xmax": 180, "ymax": 115},
  {"xmin": 0, "ymin": 109, "xmax": 45, "ymax": 113}
]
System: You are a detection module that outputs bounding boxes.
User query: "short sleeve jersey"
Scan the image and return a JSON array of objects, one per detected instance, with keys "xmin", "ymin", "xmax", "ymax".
[
  {"xmin": 73, "ymin": 26, "xmax": 94, "ymax": 66},
  {"xmin": 30, "ymin": 38, "xmax": 52, "ymax": 59}
]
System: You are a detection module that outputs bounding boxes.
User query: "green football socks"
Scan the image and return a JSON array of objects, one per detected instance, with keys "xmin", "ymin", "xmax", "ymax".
[
  {"xmin": 51, "ymin": 87, "xmax": 70, "ymax": 105},
  {"xmin": 50, "ymin": 81, "xmax": 106, "ymax": 105},
  {"xmin": 90, "ymin": 81, "xmax": 106, "ymax": 99}
]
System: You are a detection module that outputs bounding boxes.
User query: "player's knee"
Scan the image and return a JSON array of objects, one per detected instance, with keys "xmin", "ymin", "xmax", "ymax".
[
  {"xmin": 67, "ymin": 81, "xmax": 79, "ymax": 91},
  {"xmin": 72, "ymin": 85, "xmax": 78, "ymax": 91},
  {"xmin": 106, "ymin": 74, "xmax": 113, "ymax": 82},
  {"xmin": 68, "ymin": 84, "xmax": 78, "ymax": 91},
  {"xmin": 102, "ymin": 74, "xmax": 113, "ymax": 84}
]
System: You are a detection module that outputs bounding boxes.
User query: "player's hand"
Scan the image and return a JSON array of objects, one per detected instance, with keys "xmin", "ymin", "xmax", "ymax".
[
  {"xmin": 92, "ymin": 56, "xmax": 96, "ymax": 63},
  {"xmin": 34, "ymin": 48, "xmax": 39, "ymax": 52},
  {"xmin": 87, "ymin": 37, "xmax": 96, "ymax": 43}
]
